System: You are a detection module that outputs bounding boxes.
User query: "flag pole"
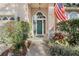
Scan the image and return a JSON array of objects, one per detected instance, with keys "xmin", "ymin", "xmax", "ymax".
[
  {"xmin": 54, "ymin": 3, "xmax": 57, "ymax": 33},
  {"xmin": 54, "ymin": 14, "xmax": 57, "ymax": 33}
]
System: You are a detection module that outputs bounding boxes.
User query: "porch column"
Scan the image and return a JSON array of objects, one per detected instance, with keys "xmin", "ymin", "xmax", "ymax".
[{"xmin": 48, "ymin": 3, "xmax": 55, "ymax": 38}]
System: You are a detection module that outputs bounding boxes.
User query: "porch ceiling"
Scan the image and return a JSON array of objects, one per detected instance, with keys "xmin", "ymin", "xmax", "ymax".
[{"xmin": 30, "ymin": 3, "xmax": 48, "ymax": 9}]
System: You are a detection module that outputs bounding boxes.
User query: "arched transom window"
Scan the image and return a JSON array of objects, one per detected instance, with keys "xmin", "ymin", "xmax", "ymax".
[{"xmin": 36, "ymin": 12, "xmax": 45, "ymax": 18}]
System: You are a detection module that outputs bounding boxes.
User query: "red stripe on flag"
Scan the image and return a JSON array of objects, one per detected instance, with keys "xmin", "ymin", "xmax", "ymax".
[
  {"xmin": 55, "ymin": 4, "xmax": 65, "ymax": 21},
  {"xmin": 54, "ymin": 3, "xmax": 67, "ymax": 21},
  {"xmin": 56, "ymin": 4, "xmax": 66, "ymax": 21},
  {"xmin": 54, "ymin": 7, "xmax": 62, "ymax": 21}
]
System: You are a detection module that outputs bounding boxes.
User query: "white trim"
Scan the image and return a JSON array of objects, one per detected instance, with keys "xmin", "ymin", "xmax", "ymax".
[
  {"xmin": 33, "ymin": 10, "xmax": 47, "ymax": 20},
  {"xmin": 42, "ymin": 20, "xmax": 44, "ymax": 35},
  {"xmin": 32, "ymin": 16, "xmax": 34, "ymax": 37},
  {"xmin": 32, "ymin": 11, "xmax": 46, "ymax": 37},
  {"xmin": 36, "ymin": 19, "xmax": 37, "ymax": 36}
]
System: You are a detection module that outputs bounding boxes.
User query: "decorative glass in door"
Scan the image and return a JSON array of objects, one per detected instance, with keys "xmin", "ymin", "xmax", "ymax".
[{"xmin": 37, "ymin": 20, "xmax": 42, "ymax": 34}]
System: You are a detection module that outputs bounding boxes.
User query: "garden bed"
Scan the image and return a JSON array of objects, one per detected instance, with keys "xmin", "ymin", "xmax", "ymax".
[
  {"xmin": 48, "ymin": 19, "xmax": 79, "ymax": 56},
  {"xmin": 48, "ymin": 41, "xmax": 79, "ymax": 56},
  {"xmin": 0, "ymin": 40, "xmax": 32, "ymax": 56},
  {"xmin": 0, "ymin": 20, "xmax": 30, "ymax": 56}
]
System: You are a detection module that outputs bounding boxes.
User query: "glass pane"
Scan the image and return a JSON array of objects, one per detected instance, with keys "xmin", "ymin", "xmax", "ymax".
[
  {"xmin": 3, "ymin": 17, "xmax": 8, "ymax": 20},
  {"xmin": 10, "ymin": 17, "xmax": 15, "ymax": 20},
  {"xmin": 37, "ymin": 20, "xmax": 42, "ymax": 34},
  {"xmin": 37, "ymin": 12, "xmax": 45, "ymax": 18}
]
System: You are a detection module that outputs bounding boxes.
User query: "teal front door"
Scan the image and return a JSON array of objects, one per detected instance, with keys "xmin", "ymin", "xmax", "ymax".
[{"xmin": 37, "ymin": 20, "xmax": 42, "ymax": 34}]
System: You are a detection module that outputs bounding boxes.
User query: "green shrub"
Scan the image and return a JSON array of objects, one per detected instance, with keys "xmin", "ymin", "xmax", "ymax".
[
  {"xmin": 0, "ymin": 20, "xmax": 30, "ymax": 55},
  {"xmin": 49, "ymin": 44, "xmax": 79, "ymax": 56},
  {"xmin": 57, "ymin": 19, "xmax": 79, "ymax": 45},
  {"xmin": 49, "ymin": 19, "xmax": 79, "ymax": 56},
  {"xmin": 5, "ymin": 21, "xmax": 30, "ymax": 44}
]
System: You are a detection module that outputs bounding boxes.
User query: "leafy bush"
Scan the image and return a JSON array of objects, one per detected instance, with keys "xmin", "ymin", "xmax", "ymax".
[
  {"xmin": 49, "ymin": 44, "xmax": 79, "ymax": 56},
  {"xmin": 0, "ymin": 23, "xmax": 13, "ymax": 45},
  {"xmin": 0, "ymin": 20, "xmax": 30, "ymax": 55},
  {"xmin": 5, "ymin": 21, "xmax": 30, "ymax": 44},
  {"xmin": 49, "ymin": 19, "xmax": 79, "ymax": 56},
  {"xmin": 57, "ymin": 19, "xmax": 79, "ymax": 45}
]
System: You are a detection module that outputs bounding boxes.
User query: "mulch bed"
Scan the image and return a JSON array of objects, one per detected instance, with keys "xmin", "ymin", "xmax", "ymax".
[{"xmin": 0, "ymin": 40, "xmax": 32, "ymax": 56}]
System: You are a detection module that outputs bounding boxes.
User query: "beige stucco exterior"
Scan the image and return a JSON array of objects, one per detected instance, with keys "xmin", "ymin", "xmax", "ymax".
[
  {"xmin": 1, "ymin": 3, "xmax": 79, "ymax": 38},
  {"xmin": 0, "ymin": 3, "xmax": 56, "ymax": 38}
]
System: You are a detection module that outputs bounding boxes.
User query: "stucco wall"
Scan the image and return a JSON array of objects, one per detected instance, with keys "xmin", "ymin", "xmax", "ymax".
[{"xmin": 16, "ymin": 4, "xmax": 28, "ymax": 21}]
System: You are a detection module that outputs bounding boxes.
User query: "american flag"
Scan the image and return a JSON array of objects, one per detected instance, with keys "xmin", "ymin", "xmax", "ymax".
[{"xmin": 54, "ymin": 3, "xmax": 67, "ymax": 21}]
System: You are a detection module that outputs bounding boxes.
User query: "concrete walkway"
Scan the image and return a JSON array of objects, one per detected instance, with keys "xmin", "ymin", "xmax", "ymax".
[
  {"xmin": 26, "ymin": 37, "xmax": 49, "ymax": 56},
  {"xmin": 0, "ymin": 37, "xmax": 50, "ymax": 56}
]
